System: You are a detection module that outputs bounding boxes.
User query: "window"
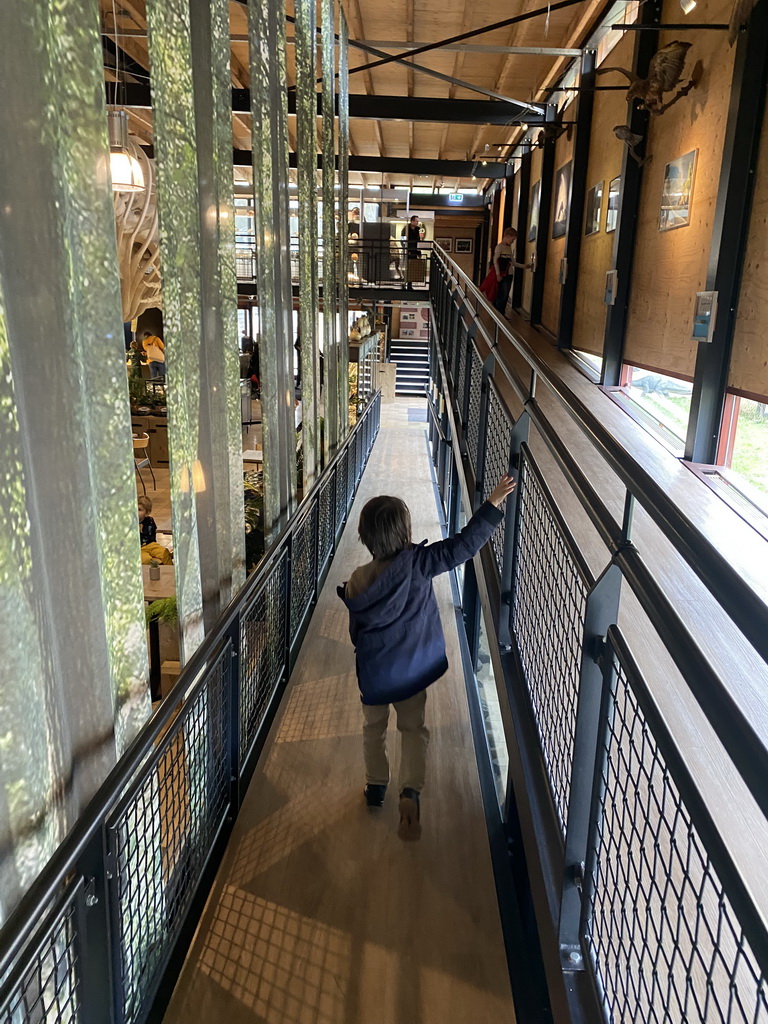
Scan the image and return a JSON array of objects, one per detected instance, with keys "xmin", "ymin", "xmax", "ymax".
[
  {"xmin": 572, "ymin": 349, "xmax": 603, "ymax": 379},
  {"xmin": 611, "ymin": 365, "xmax": 694, "ymax": 455},
  {"xmin": 718, "ymin": 395, "xmax": 768, "ymax": 511},
  {"xmin": 590, "ymin": 0, "xmax": 640, "ymax": 67}
]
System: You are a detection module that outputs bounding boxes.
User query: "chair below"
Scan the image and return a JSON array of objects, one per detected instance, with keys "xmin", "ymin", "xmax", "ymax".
[{"xmin": 133, "ymin": 432, "xmax": 156, "ymax": 494}]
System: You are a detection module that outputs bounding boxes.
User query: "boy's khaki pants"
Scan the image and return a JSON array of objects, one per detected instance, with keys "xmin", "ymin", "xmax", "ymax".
[{"xmin": 362, "ymin": 690, "xmax": 429, "ymax": 792}]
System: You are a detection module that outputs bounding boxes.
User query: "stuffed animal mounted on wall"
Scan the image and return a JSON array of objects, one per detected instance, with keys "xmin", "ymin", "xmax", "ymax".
[{"xmin": 598, "ymin": 40, "xmax": 703, "ymax": 116}]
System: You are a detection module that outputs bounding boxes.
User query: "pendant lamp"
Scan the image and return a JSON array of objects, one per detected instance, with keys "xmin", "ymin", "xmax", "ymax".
[{"xmin": 108, "ymin": 110, "xmax": 145, "ymax": 193}]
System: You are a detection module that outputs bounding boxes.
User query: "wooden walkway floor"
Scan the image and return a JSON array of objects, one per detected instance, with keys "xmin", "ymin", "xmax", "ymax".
[{"xmin": 163, "ymin": 399, "xmax": 515, "ymax": 1024}]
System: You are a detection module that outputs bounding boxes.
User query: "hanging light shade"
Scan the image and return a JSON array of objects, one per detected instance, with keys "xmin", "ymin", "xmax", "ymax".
[{"xmin": 108, "ymin": 111, "xmax": 145, "ymax": 193}]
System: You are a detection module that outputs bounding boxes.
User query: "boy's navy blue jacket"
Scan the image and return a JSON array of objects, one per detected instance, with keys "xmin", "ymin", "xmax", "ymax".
[{"xmin": 337, "ymin": 501, "xmax": 503, "ymax": 705}]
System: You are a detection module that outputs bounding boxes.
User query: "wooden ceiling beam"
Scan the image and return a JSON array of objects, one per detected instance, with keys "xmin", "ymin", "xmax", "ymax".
[{"xmin": 345, "ymin": 0, "xmax": 385, "ymax": 160}]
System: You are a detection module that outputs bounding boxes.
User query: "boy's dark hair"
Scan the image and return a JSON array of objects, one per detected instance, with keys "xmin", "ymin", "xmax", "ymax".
[{"xmin": 358, "ymin": 496, "xmax": 412, "ymax": 559}]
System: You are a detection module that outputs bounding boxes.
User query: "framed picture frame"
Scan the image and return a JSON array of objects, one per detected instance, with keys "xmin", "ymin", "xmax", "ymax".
[
  {"xmin": 606, "ymin": 176, "xmax": 621, "ymax": 233},
  {"xmin": 552, "ymin": 161, "xmax": 572, "ymax": 239},
  {"xmin": 435, "ymin": 237, "xmax": 452, "ymax": 252},
  {"xmin": 454, "ymin": 237, "xmax": 473, "ymax": 254},
  {"xmin": 659, "ymin": 150, "xmax": 697, "ymax": 232},
  {"xmin": 585, "ymin": 181, "xmax": 603, "ymax": 236},
  {"xmin": 528, "ymin": 180, "xmax": 541, "ymax": 242}
]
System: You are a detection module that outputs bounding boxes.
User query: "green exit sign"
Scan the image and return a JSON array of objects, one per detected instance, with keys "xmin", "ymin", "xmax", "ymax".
[{"xmin": 448, "ymin": 193, "xmax": 464, "ymax": 203}]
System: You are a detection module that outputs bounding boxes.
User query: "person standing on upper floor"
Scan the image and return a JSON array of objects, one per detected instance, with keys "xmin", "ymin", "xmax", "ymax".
[
  {"xmin": 490, "ymin": 227, "xmax": 529, "ymax": 316},
  {"xmin": 141, "ymin": 330, "xmax": 165, "ymax": 378}
]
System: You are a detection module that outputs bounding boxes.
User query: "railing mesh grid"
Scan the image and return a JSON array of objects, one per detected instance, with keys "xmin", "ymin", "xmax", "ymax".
[
  {"xmin": 240, "ymin": 549, "xmax": 288, "ymax": 763},
  {"xmin": 586, "ymin": 644, "xmax": 768, "ymax": 1024},
  {"xmin": 318, "ymin": 474, "xmax": 335, "ymax": 573},
  {"xmin": 0, "ymin": 890, "xmax": 80, "ymax": 1024},
  {"xmin": 108, "ymin": 644, "xmax": 231, "ymax": 1024},
  {"xmin": 290, "ymin": 504, "xmax": 318, "ymax": 640},
  {"xmin": 511, "ymin": 448, "xmax": 588, "ymax": 834},
  {"xmin": 456, "ymin": 327, "xmax": 468, "ymax": 419},
  {"xmin": 466, "ymin": 347, "xmax": 483, "ymax": 473},
  {"xmin": 346, "ymin": 434, "xmax": 356, "ymax": 510},
  {"xmin": 482, "ymin": 383, "xmax": 513, "ymax": 575},
  {"xmin": 335, "ymin": 448, "xmax": 347, "ymax": 529}
]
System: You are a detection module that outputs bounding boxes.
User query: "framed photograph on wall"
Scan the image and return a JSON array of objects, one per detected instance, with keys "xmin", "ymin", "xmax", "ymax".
[
  {"xmin": 659, "ymin": 150, "xmax": 697, "ymax": 231},
  {"xmin": 585, "ymin": 181, "xmax": 603, "ymax": 235},
  {"xmin": 552, "ymin": 161, "xmax": 572, "ymax": 239},
  {"xmin": 435, "ymin": 237, "xmax": 452, "ymax": 252},
  {"xmin": 606, "ymin": 176, "xmax": 621, "ymax": 233},
  {"xmin": 528, "ymin": 180, "xmax": 541, "ymax": 241},
  {"xmin": 454, "ymin": 237, "xmax": 473, "ymax": 254}
]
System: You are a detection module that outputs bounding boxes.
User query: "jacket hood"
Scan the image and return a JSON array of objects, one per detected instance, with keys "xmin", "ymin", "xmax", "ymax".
[{"xmin": 341, "ymin": 543, "xmax": 425, "ymax": 629}]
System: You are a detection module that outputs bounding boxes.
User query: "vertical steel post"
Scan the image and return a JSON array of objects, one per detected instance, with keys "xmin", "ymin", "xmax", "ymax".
[
  {"xmin": 685, "ymin": 0, "xmax": 768, "ymax": 463},
  {"xmin": 601, "ymin": 0, "xmax": 662, "ymax": 386},
  {"xmin": 529, "ymin": 106, "xmax": 557, "ymax": 326},
  {"xmin": 557, "ymin": 51, "xmax": 596, "ymax": 350},
  {"xmin": 558, "ymin": 562, "xmax": 622, "ymax": 970},
  {"xmin": 77, "ymin": 838, "xmax": 115, "ymax": 1024},
  {"xmin": 512, "ymin": 153, "xmax": 531, "ymax": 311},
  {"xmin": 498, "ymin": 409, "xmax": 531, "ymax": 648}
]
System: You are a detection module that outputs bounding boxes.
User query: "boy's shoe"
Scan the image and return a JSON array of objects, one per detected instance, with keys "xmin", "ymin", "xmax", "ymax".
[
  {"xmin": 398, "ymin": 788, "xmax": 421, "ymax": 841},
  {"xmin": 364, "ymin": 784, "xmax": 387, "ymax": 808}
]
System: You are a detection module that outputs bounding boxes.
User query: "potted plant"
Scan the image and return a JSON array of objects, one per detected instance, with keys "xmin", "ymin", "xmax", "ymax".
[{"xmin": 148, "ymin": 558, "xmax": 161, "ymax": 581}]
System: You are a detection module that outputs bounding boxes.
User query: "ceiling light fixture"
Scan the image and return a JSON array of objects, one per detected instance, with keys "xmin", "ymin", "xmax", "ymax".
[
  {"xmin": 679, "ymin": 0, "xmax": 697, "ymax": 12},
  {"xmin": 108, "ymin": 112, "xmax": 145, "ymax": 193}
]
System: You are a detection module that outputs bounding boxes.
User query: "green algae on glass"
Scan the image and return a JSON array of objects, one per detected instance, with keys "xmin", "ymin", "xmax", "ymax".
[
  {"xmin": 204, "ymin": 0, "xmax": 246, "ymax": 598},
  {"xmin": 321, "ymin": 0, "xmax": 338, "ymax": 459},
  {"xmin": 338, "ymin": 13, "xmax": 351, "ymax": 434},
  {"xmin": 145, "ymin": 0, "xmax": 205, "ymax": 657},
  {"xmin": 0, "ymin": 294, "xmax": 65, "ymax": 923},
  {"xmin": 49, "ymin": 0, "xmax": 151, "ymax": 751},
  {"xmin": 296, "ymin": 0, "xmax": 320, "ymax": 489},
  {"xmin": 248, "ymin": 0, "xmax": 296, "ymax": 533}
]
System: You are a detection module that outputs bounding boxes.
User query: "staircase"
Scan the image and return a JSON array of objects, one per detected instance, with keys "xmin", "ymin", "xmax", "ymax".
[{"xmin": 391, "ymin": 337, "xmax": 430, "ymax": 396}]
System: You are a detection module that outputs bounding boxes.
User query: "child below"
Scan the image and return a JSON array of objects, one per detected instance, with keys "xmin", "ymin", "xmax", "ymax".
[
  {"xmin": 138, "ymin": 494, "xmax": 157, "ymax": 547},
  {"xmin": 337, "ymin": 474, "xmax": 515, "ymax": 840}
]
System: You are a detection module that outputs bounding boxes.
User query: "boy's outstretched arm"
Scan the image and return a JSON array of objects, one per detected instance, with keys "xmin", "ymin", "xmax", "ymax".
[{"xmin": 419, "ymin": 474, "xmax": 516, "ymax": 578}]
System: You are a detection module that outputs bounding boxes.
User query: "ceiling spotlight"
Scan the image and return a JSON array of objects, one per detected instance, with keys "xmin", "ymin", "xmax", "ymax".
[
  {"xmin": 679, "ymin": 0, "xmax": 696, "ymax": 11},
  {"xmin": 521, "ymin": 122, "xmax": 529, "ymax": 131}
]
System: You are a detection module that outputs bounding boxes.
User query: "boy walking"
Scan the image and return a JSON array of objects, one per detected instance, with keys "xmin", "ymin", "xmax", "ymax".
[{"xmin": 338, "ymin": 474, "xmax": 515, "ymax": 840}]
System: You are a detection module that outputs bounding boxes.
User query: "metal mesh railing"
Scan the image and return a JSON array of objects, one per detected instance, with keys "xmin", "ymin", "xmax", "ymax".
[
  {"xmin": 318, "ymin": 474, "xmax": 335, "ymax": 574},
  {"xmin": 483, "ymin": 382, "xmax": 513, "ymax": 576},
  {"xmin": 335, "ymin": 446, "xmax": 348, "ymax": 533},
  {"xmin": 466, "ymin": 346, "xmax": 483, "ymax": 473},
  {"xmin": 0, "ymin": 393, "xmax": 381, "ymax": 1024},
  {"xmin": 0, "ymin": 886, "xmax": 81, "ymax": 1024},
  {"xmin": 240, "ymin": 550, "xmax": 289, "ymax": 764},
  {"xmin": 108, "ymin": 643, "xmax": 231, "ymax": 1024},
  {"xmin": 290, "ymin": 504, "xmax": 319, "ymax": 641},
  {"xmin": 586, "ymin": 633, "xmax": 768, "ymax": 1024},
  {"xmin": 429, "ymin": 252, "xmax": 768, "ymax": 1024},
  {"xmin": 511, "ymin": 445, "xmax": 591, "ymax": 834},
  {"xmin": 456, "ymin": 326, "xmax": 468, "ymax": 419}
]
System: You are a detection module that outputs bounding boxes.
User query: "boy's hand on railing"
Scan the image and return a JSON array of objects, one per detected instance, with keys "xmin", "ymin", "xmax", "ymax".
[{"xmin": 488, "ymin": 474, "xmax": 516, "ymax": 507}]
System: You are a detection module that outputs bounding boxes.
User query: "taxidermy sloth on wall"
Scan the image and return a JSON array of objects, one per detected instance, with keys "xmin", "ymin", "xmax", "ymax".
[{"xmin": 597, "ymin": 40, "xmax": 702, "ymax": 117}]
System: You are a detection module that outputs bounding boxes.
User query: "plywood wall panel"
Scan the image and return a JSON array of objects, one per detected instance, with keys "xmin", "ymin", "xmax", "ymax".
[
  {"xmin": 522, "ymin": 146, "xmax": 543, "ymax": 314},
  {"xmin": 623, "ymin": 0, "xmax": 736, "ymax": 376},
  {"xmin": 542, "ymin": 126, "xmax": 575, "ymax": 335},
  {"xmin": 730, "ymin": 101, "xmax": 768, "ymax": 399},
  {"xmin": 572, "ymin": 35, "xmax": 634, "ymax": 356}
]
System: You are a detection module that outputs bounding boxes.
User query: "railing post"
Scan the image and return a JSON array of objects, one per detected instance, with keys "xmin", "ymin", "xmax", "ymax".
[
  {"xmin": 225, "ymin": 614, "xmax": 242, "ymax": 816},
  {"xmin": 77, "ymin": 832, "xmax": 116, "ymax": 1024},
  {"xmin": 498, "ymin": 409, "xmax": 532, "ymax": 649},
  {"xmin": 558, "ymin": 561, "xmax": 622, "ymax": 971},
  {"xmin": 473, "ymin": 351, "xmax": 496, "ymax": 512}
]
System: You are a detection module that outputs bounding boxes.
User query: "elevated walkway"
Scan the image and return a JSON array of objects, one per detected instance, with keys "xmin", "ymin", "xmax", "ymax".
[{"xmin": 162, "ymin": 399, "xmax": 515, "ymax": 1024}]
